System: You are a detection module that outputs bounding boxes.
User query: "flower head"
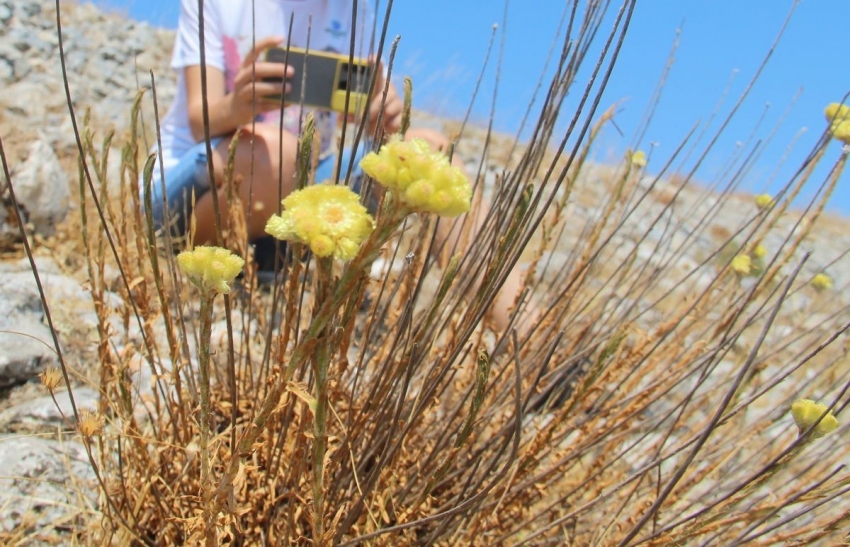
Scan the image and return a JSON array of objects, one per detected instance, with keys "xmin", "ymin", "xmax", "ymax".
[
  {"xmin": 730, "ymin": 254, "xmax": 752, "ymax": 276},
  {"xmin": 77, "ymin": 409, "xmax": 105, "ymax": 438},
  {"xmin": 811, "ymin": 272, "xmax": 833, "ymax": 292},
  {"xmin": 630, "ymin": 150, "xmax": 647, "ymax": 168},
  {"xmin": 825, "ymin": 103, "xmax": 850, "ymax": 144},
  {"xmin": 791, "ymin": 399, "xmax": 839, "ymax": 439},
  {"xmin": 40, "ymin": 366, "xmax": 63, "ymax": 391},
  {"xmin": 751, "ymin": 243, "xmax": 767, "ymax": 259},
  {"xmin": 265, "ymin": 184, "xmax": 374, "ymax": 261},
  {"xmin": 755, "ymin": 194, "xmax": 774, "ymax": 210},
  {"xmin": 360, "ymin": 136, "xmax": 472, "ymax": 217},
  {"xmin": 177, "ymin": 246, "xmax": 245, "ymax": 295}
]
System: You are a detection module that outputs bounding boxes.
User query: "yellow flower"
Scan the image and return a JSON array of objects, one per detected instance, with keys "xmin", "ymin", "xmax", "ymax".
[
  {"xmin": 825, "ymin": 103, "xmax": 850, "ymax": 144},
  {"xmin": 730, "ymin": 254, "xmax": 751, "ymax": 276},
  {"xmin": 77, "ymin": 409, "xmax": 105, "ymax": 438},
  {"xmin": 630, "ymin": 150, "xmax": 647, "ymax": 167},
  {"xmin": 755, "ymin": 194, "xmax": 774, "ymax": 210},
  {"xmin": 811, "ymin": 272, "xmax": 833, "ymax": 292},
  {"xmin": 360, "ymin": 136, "xmax": 472, "ymax": 217},
  {"xmin": 751, "ymin": 243, "xmax": 767, "ymax": 259},
  {"xmin": 40, "ymin": 366, "xmax": 63, "ymax": 391},
  {"xmin": 265, "ymin": 184, "xmax": 374, "ymax": 261},
  {"xmin": 177, "ymin": 246, "xmax": 245, "ymax": 295},
  {"xmin": 791, "ymin": 399, "xmax": 839, "ymax": 439}
]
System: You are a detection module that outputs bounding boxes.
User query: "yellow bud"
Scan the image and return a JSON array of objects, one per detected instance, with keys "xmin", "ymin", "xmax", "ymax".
[
  {"xmin": 404, "ymin": 179, "xmax": 435, "ymax": 209},
  {"xmin": 811, "ymin": 272, "xmax": 833, "ymax": 292},
  {"xmin": 336, "ymin": 238, "xmax": 361, "ymax": 262},
  {"xmin": 755, "ymin": 194, "xmax": 774, "ymax": 210},
  {"xmin": 630, "ymin": 150, "xmax": 647, "ymax": 167},
  {"xmin": 177, "ymin": 246, "xmax": 245, "ymax": 295},
  {"xmin": 360, "ymin": 153, "xmax": 397, "ymax": 186},
  {"xmin": 824, "ymin": 103, "xmax": 850, "ymax": 144},
  {"xmin": 310, "ymin": 235, "xmax": 335, "ymax": 258},
  {"xmin": 265, "ymin": 215, "xmax": 296, "ymax": 241},
  {"xmin": 791, "ymin": 399, "xmax": 839, "ymax": 439},
  {"xmin": 751, "ymin": 244, "xmax": 767, "ymax": 259},
  {"xmin": 730, "ymin": 254, "xmax": 752, "ymax": 276}
]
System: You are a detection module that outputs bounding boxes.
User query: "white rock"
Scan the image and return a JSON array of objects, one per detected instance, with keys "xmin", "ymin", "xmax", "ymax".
[
  {"xmin": 0, "ymin": 386, "xmax": 99, "ymax": 432},
  {"xmin": 0, "ymin": 435, "xmax": 97, "ymax": 533},
  {"xmin": 8, "ymin": 135, "xmax": 71, "ymax": 238},
  {"xmin": 0, "ymin": 268, "xmax": 99, "ymax": 388}
]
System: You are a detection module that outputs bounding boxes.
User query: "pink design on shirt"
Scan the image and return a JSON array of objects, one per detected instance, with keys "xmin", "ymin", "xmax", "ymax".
[{"xmin": 223, "ymin": 35, "xmax": 240, "ymax": 93}]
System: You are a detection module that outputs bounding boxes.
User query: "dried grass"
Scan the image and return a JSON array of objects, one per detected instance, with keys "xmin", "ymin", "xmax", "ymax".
[{"xmin": 1, "ymin": 0, "xmax": 849, "ymax": 545}]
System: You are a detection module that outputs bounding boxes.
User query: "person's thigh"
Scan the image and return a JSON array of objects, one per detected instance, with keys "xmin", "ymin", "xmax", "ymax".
[
  {"xmin": 148, "ymin": 138, "xmax": 223, "ymax": 241},
  {"xmin": 193, "ymin": 124, "xmax": 299, "ymax": 243}
]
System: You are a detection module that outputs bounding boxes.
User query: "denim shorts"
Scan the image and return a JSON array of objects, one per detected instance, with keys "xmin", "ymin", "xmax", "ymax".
[{"xmin": 147, "ymin": 138, "xmax": 369, "ymax": 240}]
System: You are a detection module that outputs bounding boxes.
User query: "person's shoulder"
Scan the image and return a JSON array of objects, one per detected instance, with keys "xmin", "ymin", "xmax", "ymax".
[
  {"xmin": 179, "ymin": 0, "xmax": 231, "ymax": 18},
  {"xmin": 326, "ymin": 1, "xmax": 373, "ymax": 18}
]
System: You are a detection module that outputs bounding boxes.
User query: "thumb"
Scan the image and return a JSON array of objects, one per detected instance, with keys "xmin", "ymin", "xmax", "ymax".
[{"xmin": 242, "ymin": 36, "xmax": 285, "ymax": 67}]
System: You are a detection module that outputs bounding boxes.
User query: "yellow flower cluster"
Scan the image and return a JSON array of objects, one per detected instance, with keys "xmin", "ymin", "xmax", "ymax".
[
  {"xmin": 825, "ymin": 103, "xmax": 850, "ymax": 144},
  {"xmin": 811, "ymin": 272, "xmax": 833, "ymax": 292},
  {"xmin": 360, "ymin": 136, "xmax": 472, "ymax": 217},
  {"xmin": 791, "ymin": 399, "xmax": 839, "ymax": 439},
  {"xmin": 177, "ymin": 246, "xmax": 245, "ymax": 295},
  {"xmin": 730, "ymin": 254, "xmax": 752, "ymax": 276},
  {"xmin": 265, "ymin": 184, "xmax": 374, "ymax": 261},
  {"xmin": 755, "ymin": 194, "xmax": 774, "ymax": 210}
]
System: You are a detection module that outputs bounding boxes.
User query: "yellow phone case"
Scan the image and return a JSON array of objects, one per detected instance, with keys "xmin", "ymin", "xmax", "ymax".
[{"xmin": 263, "ymin": 47, "xmax": 373, "ymax": 116}]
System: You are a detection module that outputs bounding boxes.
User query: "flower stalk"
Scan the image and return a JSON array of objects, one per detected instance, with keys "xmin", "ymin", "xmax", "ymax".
[
  {"xmin": 197, "ymin": 291, "xmax": 215, "ymax": 545},
  {"xmin": 176, "ymin": 246, "xmax": 243, "ymax": 546},
  {"xmin": 310, "ymin": 256, "xmax": 334, "ymax": 544}
]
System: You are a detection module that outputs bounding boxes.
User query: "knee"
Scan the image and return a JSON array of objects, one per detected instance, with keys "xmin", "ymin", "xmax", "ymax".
[
  {"xmin": 239, "ymin": 122, "xmax": 299, "ymax": 169},
  {"xmin": 214, "ymin": 123, "xmax": 300, "ymax": 198}
]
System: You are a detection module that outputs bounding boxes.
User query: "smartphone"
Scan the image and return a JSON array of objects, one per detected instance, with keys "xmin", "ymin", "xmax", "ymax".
[{"xmin": 263, "ymin": 47, "xmax": 373, "ymax": 115}]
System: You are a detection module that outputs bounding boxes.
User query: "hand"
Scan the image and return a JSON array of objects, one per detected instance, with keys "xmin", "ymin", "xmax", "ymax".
[
  {"xmin": 368, "ymin": 60, "xmax": 403, "ymax": 137},
  {"xmin": 226, "ymin": 36, "xmax": 294, "ymax": 126}
]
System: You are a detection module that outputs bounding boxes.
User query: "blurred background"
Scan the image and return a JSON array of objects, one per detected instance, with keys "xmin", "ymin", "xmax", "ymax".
[{"xmin": 92, "ymin": 0, "xmax": 849, "ymax": 215}]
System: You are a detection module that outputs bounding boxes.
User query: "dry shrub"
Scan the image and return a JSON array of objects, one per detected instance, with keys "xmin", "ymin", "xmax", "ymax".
[{"xmin": 2, "ymin": 1, "xmax": 849, "ymax": 545}]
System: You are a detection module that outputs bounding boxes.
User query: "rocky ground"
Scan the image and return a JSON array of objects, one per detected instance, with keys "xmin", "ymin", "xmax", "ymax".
[{"xmin": 1, "ymin": 0, "xmax": 848, "ymax": 539}]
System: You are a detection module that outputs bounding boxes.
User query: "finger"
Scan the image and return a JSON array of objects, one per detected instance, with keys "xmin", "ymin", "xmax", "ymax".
[
  {"xmin": 256, "ymin": 98, "xmax": 286, "ymax": 112},
  {"xmin": 370, "ymin": 91, "xmax": 400, "ymax": 119},
  {"xmin": 385, "ymin": 116, "xmax": 402, "ymax": 135},
  {"xmin": 248, "ymin": 61, "xmax": 293, "ymax": 80},
  {"xmin": 233, "ymin": 62, "xmax": 292, "ymax": 91},
  {"xmin": 368, "ymin": 55, "xmax": 386, "ymax": 89},
  {"xmin": 368, "ymin": 97, "xmax": 383, "ymax": 123},
  {"xmin": 241, "ymin": 35, "xmax": 285, "ymax": 67},
  {"xmin": 236, "ymin": 82, "xmax": 287, "ymax": 103},
  {"xmin": 384, "ymin": 101, "xmax": 404, "ymax": 123}
]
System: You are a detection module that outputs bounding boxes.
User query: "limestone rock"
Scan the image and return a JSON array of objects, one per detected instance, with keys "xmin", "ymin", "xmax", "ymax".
[
  {"xmin": 0, "ymin": 386, "xmax": 99, "ymax": 433},
  {"xmin": 5, "ymin": 136, "xmax": 71, "ymax": 239},
  {"xmin": 0, "ymin": 271, "xmax": 60, "ymax": 388},
  {"xmin": 0, "ymin": 435, "xmax": 96, "ymax": 534}
]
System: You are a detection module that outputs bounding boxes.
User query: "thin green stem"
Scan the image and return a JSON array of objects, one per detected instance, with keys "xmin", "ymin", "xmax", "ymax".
[
  {"xmin": 311, "ymin": 256, "xmax": 334, "ymax": 544},
  {"xmin": 198, "ymin": 292, "xmax": 216, "ymax": 546}
]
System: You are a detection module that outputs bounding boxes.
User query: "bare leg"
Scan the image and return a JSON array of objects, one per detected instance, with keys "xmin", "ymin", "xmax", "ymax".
[{"xmin": 193, "ymin": 123, "xmax": 299, "ymax": 244}]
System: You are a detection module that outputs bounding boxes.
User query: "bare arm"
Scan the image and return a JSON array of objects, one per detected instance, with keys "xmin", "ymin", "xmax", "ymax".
[{"xmin": 184, "ymin": 36, "xmax": 293, "ymax": 142}]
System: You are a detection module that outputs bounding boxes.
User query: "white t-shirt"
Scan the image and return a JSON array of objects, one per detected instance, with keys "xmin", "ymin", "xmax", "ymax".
[{"xmin": 158, "ymin": 0, "xmax": 374, "ymax": 170}]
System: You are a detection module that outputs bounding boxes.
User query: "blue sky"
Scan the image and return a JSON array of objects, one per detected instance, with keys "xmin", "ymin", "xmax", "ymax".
[{"xmin": 94, "ymin": 0, "xmax": 848, "ymax": 216}]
